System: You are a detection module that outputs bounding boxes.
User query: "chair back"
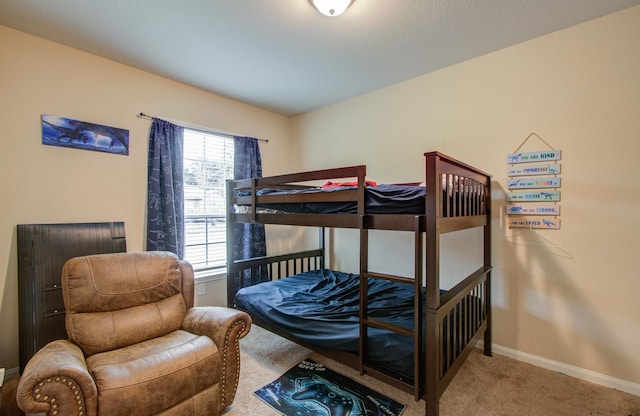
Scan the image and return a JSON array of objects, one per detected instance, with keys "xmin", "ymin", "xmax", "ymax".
[{"xmin": 62, "ymin": 251, "xmax": 194, "ymax": 356}]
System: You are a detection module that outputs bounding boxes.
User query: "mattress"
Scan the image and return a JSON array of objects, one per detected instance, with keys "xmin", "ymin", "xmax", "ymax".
[
  {"xmin": 234, "ymin": 269, "xmax": 429, "ymax": 378},
  {"xmin": 237, "ymin": 184, "xmax": 426, "ymax": 214}
]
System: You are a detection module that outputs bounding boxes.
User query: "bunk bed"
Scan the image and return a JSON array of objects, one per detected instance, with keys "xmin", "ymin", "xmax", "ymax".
[{"xmin": 226, "ymin": 151, "xmax": 492, "ymax": 416}]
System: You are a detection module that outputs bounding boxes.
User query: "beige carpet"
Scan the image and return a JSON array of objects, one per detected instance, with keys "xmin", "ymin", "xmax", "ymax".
[{"xmin": 223, "ymin": 325, "xmax": 640, "ymax": 416}]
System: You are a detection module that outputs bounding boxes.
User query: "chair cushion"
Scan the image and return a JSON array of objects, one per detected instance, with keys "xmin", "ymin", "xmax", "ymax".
[
  {"xmin": 87, "ymin": 330, "xmax": 220, "ymax": 416},
  {"xmin": 63, "ymin": 251, "xmax": 188, "ymax": 355}
]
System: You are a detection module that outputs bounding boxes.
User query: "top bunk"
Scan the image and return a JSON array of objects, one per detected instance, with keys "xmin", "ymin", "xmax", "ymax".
[{"xmin": 226, "ymin": 151, "xmax": 491, "ymax": 233}]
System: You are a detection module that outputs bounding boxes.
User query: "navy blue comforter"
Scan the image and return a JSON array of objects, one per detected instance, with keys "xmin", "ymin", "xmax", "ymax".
[
  {"xmin": 234, "ymin": 269, "xmax": 429, "ymax": 377},
  {"xmin": 249, "ymin": 184, "xmax": 426, "ymax": 214}
]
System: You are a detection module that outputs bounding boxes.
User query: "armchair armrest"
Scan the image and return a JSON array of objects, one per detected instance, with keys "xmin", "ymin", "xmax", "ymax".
[
  {"xmin": 17, "ymin": 340, "xmax": 98, "ymax": 416},
  {"xmin": 182, "ymin": 306, "xmax": 251, "ymax": 408}
]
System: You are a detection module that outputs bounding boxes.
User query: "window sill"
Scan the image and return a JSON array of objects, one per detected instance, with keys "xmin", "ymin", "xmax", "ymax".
[{"xmin": 194, "ymin": 269, "xmax": 226, "ymax": 283}]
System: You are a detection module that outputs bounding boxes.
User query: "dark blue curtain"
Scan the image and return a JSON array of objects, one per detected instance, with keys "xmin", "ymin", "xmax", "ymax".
[
  {"xmin": 233, "ymin": 136, "xmax": 267, "ymax": 286},
  {"xmin": 146, "ymin": 119, "xmax": 185, "ymax": 258}
]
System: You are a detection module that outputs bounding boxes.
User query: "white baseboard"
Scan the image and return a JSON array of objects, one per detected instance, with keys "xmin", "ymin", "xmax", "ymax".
[
  {"xmin": 3, "ymin": 366, "xmax": 19, "ymax": 381},
  {"xmin": 485, "ymin": 342, "xmax": 640, "ymax": 397}
]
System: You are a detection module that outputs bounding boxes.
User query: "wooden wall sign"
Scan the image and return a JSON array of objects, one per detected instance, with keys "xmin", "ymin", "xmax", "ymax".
[
  {"xmin": 507, "ymin": 216, "xmax": 561, "ymax": 229},
  {"xmin": 507, "ymin": 191, "xmax": 560, "ymax": 202},
  {"xmin": 508, "ymin": 163, "xmax": 561, "ymax": 176},
  {"xmin": 506, "ymin": 133, "xmax": 561, "ymax": 229},
  {"xmin": 506, "ymin": 205, "xmax": 560, "ymax": 215},
  {"xmin": 507, "ymin": 150, "xmax": 561, "ymax": 164},
  {"xmin": 507, "ymin": 177, "xmax": 561, "ymax": 189}
]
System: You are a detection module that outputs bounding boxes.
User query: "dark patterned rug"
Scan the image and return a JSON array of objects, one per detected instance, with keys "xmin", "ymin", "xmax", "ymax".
[{"xmin": 254, "ymin": 358, "xmax": 406, "ymax": 416}]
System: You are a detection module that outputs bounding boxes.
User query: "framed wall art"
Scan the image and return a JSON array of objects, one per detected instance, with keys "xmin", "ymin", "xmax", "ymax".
[{"xmin": 41, "ymin": 114, "xmax": 129, "ymax": 155}]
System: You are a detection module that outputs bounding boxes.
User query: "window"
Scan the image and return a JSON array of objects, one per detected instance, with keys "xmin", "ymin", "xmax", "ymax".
[{"xmin": 183, "ymin": 129, "xmax": 234, "ymax": 275}]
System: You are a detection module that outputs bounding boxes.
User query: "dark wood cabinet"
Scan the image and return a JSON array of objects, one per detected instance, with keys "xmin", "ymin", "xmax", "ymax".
[{"xmin": 17, "ymin": 222, "xmax": 126, "ymax": 372}]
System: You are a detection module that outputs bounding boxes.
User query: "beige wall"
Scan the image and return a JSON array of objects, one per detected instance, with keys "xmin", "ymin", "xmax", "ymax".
[
  {"xmin": 291, "ymin": 6, "xmax": 640, "ymax": 387},
  {"xmin": 0, "ymin": 25, "xmax": 292, "ymax": 372},
  {"xmin": 1, "ymin": 5, "xmax": 639, "ymax": 391}
]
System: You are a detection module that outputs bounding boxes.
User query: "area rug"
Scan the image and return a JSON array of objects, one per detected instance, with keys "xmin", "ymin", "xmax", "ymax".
[{"xmin": 254, "ymin": 358, "xmax": 406, "ymax": 416}]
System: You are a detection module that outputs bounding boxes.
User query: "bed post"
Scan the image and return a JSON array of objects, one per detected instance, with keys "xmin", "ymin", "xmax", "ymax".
[
  {"xmin": 484, "ymin": 179, "xmax": 493, "ymax": 357},
  {"xmin": 424, "ymin": 153, "xmax": 441, "ymax": 309},
  {"xmin": 424, "ymin": 152, "xmax": 442, "ymax": 416},
  {"xmin": 414, "ymin": 215, "xmax": 425, "ymax": 401},
  {"xmin": 226, "ymin": 179, "xmax": 237, "ymax": 308},
  {"xmin": 357, "ymin": 167, "xmax": 368, "ymax": 376},
  {"xmin": 358, "ymin": 215, "xmax": 368, "ymax": 376}
]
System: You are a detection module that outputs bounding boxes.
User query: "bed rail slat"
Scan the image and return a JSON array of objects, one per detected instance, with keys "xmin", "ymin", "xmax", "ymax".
[
  {"xmin": 258, "ymin": 165, "xmax": 366, "ymax": 186},
  {"xmin": 363, "ymin": 271, "xmax": 414, "ymax": 285},
  {"xmin": 364, "ymin": 317, "xmax": 414, "ymax": 338}
]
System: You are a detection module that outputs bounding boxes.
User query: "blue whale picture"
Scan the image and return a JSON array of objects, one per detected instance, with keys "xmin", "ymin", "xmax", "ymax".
[{"xmin": 42, "ymin": 114, "xmax": 129, "ymax": 155}]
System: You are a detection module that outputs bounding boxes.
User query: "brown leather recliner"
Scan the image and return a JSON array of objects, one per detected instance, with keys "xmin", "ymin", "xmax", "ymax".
[{"xmin": 17, "ymin": 251, "xmax": 251, "ymax": 416}]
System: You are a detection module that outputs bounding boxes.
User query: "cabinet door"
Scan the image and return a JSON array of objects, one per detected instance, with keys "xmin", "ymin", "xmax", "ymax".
[{"xmin": 17, "ymin": 222, "xmax": 126, "ymax": 372}]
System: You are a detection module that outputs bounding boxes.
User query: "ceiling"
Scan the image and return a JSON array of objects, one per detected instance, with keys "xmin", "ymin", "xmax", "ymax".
[{"xmin": 1, "ymin": 0, "xmax": 638, "ymax": 116}]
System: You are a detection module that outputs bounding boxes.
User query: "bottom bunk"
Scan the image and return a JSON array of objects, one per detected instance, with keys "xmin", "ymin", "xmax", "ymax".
[{"xmin": 229, "ymin": 249, "xmax": 491, "ymax": 408}]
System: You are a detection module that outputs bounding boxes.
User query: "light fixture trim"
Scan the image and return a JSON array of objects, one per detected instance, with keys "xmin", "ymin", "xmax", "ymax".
[{"xmin": 308, "ymin": 0, "xmax": 355, "ymax": 17}]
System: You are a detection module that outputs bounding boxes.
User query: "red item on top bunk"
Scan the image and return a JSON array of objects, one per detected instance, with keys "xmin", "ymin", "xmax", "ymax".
[{"xmin": 322, "ymin": 180, "xmax": 377, "ymax": 189}]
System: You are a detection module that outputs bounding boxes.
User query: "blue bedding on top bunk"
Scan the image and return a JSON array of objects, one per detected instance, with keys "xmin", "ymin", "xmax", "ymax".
[
  {"xmin": 234, "ymin": 269, "xmax": 434, "ymax": 378},
  {"xmin": 249, "ymin": 184, "xmax": 426, "ymax": 214}
]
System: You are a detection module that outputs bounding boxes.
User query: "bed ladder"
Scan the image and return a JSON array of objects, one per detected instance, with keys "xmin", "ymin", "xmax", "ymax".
[{"xmin": 358, "ymin": 215, "xmax": 425, "ymax": 401}]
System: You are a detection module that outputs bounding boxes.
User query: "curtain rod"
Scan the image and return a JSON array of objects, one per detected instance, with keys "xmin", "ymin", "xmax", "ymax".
[{"xmin": 137, "ymin": 112, "xmax": 268, "ymax": 143}]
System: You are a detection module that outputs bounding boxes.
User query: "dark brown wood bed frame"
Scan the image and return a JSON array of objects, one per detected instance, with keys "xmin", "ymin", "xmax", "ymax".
[{"xmin": 226, "ymin": 151, "xmax": 492, "ymax": 416}]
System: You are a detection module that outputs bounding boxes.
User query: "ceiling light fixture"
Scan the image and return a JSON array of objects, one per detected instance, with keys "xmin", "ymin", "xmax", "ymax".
[{"xmin": 308, "ymin": 0, "xmax": 354, "ymax": 17}]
